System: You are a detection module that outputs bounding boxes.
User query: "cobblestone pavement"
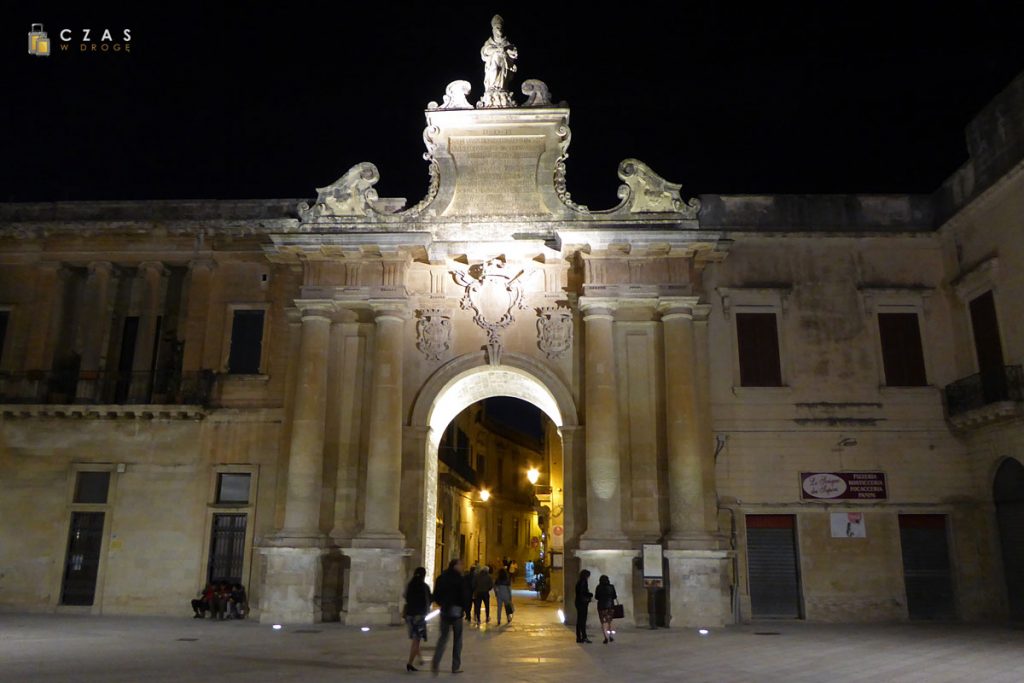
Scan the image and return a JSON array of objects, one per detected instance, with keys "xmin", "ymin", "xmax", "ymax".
[{"xmin": 2, "ymin": 593, "xmax": 1023, "ymax": 682}]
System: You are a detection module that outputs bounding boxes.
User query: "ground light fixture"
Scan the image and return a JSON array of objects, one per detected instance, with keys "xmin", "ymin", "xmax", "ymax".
[
  {"xmin": 557, "ymin": 609, "xmax": 566, "ymax": 623},
  {"xmin": 361, "ymin": 627, "xmax": 371, "ymax": 632},
  {"xmin": 272, "ymin": 624, "xmax": 282, "ymax": 630},
  {"xmin": 479, "ymin": 488, "xmax": 491, "ymax": 502},
  {"xmin": 527, "ymin": 467, "xmax": 540, "ymax": 485},
  {"xmin": 698, "ymin": 628, "xmax": 710, "ymax": 636}
]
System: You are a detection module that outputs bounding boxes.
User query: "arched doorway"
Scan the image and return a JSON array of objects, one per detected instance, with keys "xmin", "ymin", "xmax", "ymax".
[
  {"xmin": 994, "ymin": 457, "xmax": 1024, "ymax": 621},
  {"xmin": 410, "ymin": 353, "xmax": 578, "ymax": 610}
]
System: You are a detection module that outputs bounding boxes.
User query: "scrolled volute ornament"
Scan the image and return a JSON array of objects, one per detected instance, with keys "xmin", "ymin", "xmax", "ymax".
[
  {"xmin": 521, "ymin": 79, "xmax": 553, "ymax": 106},
  {"xmin": 614, "ymin": 158, "xmax": 700, "ymax": 218},
  {"xmin": 428, "ymin": 80, "xmax": 474, "ymax": 111},
  {"xmin": 297, "ymin": 162, "xmax": 406, "ymax": 220}
]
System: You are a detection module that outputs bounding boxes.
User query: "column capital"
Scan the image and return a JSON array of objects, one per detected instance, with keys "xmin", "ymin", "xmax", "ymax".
[
  {"xmin": 137, "ymin": 260, "xmax": 168, "ymax": 276},
  {"xmin": 578, "ymin": 297, "xmax": 617, "ymax": 321},
  {"xmin": 86, "ymin": 260, "xmax": 115, "ymax": 276},
  {"xmin": 35, "ymin": 260, "xmax": 64, "ymax": 271},
  {"xmin": 188, "ymin": 258, "xmax": 217, "ymax": 272},
  {"xmin": 370, "ymin": 302, "xmax": 410, "ymax": 322},
  {"xmin": 691, "ymin": 303, "xmax": 712, "ymax": 322},
  {"xmin": 657, "ymin": 296, "xmax": 701, "ymax": 320},
  {"xmin": 296, "ymin": 301, "xmax": 335, "ymax": 323}
]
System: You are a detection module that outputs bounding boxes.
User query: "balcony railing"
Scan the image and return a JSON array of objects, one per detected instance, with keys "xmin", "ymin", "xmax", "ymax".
[
  {"xmin": 944, "ymin": 365, "xmax": 1024, "ymax": 418},
  {"xmin": 0, "ymin": 369, "xmax": 215, "ymax": 406},
  {"xmin": 437, "ymin": 446, "xmax": 478, "ymax": 487}
]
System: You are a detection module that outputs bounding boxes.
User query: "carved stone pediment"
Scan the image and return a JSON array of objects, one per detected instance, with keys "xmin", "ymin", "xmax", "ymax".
[{"xmin": 451, "ymin": 258, "xmax": 531, "ymax": 364}]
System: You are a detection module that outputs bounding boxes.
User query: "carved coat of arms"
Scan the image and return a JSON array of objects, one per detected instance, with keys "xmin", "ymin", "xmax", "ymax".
[
  {"xmin": 416, "ymin": 309, "xmax": 452, "ymax": 362},
  {"xmin": 537, "ymin": 306, "xmax": 573, "ymax": 359},
  {"xmin": 451, "ymin": 259, "xmax": 530, "ymax": 364}
]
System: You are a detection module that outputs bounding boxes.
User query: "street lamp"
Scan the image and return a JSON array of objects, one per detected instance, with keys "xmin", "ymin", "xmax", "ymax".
[
  {"xmin": 479, "ymin": 488, "xmax": 491, "ymax": 502},
  {"xmin": 526, "ymin": 467, "xmax": 540, "ymax": 485}
]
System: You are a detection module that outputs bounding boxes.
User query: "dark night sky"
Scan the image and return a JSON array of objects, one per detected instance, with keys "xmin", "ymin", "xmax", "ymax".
[{"xmin": 3, "ymin": 1, "xmax": 1024, "ymax": 205}]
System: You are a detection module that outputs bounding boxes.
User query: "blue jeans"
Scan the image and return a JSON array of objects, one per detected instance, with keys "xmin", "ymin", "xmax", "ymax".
[{"xmin": 432, "ymin": 614, "xmax": 463, "ymax": 672}]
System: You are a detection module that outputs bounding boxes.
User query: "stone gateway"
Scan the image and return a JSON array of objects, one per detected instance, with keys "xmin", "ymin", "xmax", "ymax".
[{"xmin": 2, "ymin": 18, "xmax": 1024, "ymax": 629}]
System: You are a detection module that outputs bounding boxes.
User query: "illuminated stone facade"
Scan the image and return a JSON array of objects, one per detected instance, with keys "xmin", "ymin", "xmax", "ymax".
[{"xmin": 1, "ymin": 28, "xmax": 1023, "ymax": 628}]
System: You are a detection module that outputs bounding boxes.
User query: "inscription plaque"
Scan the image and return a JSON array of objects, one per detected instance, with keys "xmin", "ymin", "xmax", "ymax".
[{"xmin": 445, "ymin": 135, "xmax": 547, "ymax": 215}]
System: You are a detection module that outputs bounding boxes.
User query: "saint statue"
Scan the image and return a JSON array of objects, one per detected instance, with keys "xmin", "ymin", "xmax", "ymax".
[{"xmin": 478, "ymin": 15, "xmax": 518, "ymax": 108}]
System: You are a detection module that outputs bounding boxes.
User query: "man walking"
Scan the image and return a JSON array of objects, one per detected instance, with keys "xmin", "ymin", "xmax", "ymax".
[{"xmin": 432, "ymin": 558, "xmax": 468, "ymax": 674}]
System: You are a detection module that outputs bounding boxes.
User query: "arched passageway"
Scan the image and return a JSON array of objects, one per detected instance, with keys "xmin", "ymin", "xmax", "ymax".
[{"xmin": 411, "ymin": 355, "xmax": 578, "ymax": 614}]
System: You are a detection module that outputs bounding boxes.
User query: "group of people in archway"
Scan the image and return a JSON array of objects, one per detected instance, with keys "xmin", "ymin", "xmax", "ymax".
[
  {"xmin": 401, "ymin": 560, "xmax": 516, "ymax": 673},
  {"xmin": 401, "ymin": 562, "xmax": 620, "ymax": 674}
]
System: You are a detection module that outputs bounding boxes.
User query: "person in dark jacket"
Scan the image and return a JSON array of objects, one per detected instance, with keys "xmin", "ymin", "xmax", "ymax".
[
  {"xmin": 574, "ymin": 570, "xmax": 593, "ymax": 643},
  {"xmin": 462, "ymin": 565, "xmax": 477, "ymax": 622},
  {"xmin": 432, "ymin": 559, "xmax": 467, "ymax": 674},
  {"xmin": 472, "ymin": 565, "xmax": 494, "ymax": 624},
  {"xmin": 403, "ymin": 567, "xmax": 432, "ymax": 672},
  {"xmin": 595, "ymin": 575, "xmax": 618, "ymax": 643}
]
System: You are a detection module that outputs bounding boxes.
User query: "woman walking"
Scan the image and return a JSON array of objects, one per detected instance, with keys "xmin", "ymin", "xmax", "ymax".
[
  {"xmin": 403, "ymin": 567, "xmax": 432, "ymax": 672},
  {"xmin": 494, "ymin": 568, "xmax": 513, "ymax": 625},
  {"xmin": 574, "ymin": 569, "xmax": 593, "ymax": 643},
  {"xmin": 595, "ymin": 575, "xmax": 618, "ymax": 644}
]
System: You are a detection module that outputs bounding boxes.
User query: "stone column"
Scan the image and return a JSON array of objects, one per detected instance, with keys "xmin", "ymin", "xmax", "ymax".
[
  {"xmin": 660, "ymin": 299, "xmax": 732, "ymax": 628},
  {"xmin": 659, "ymin": 299, "xmax": 713, "ymax": 547},
  {"xmin": 23, "ymin": 262, "xmax": 66, "ymax": 400},
  {"xmin": 342, "ymin": 304, "xmax": 411, "ymax": 626},
  {"xmin": 75, "ymin": 262, "xmax": 115, "ymax": 402},
  {"xmin": 260, "ymin": 303, "xmax": 332, "ymax": 624},
  {"xmin": 282, "ymin": 305, "xmax": 333, "ymax": 535},
  {"xmin": 354, "ymin": 305, "xmax": 407, "ymax": 546},
  {"xmin": 179, "ymin": 259, "xmax": 215, "ymax": 400},
  {"xmin": 579, "ymin": 300, "xmax": 628, "ymax": 548},
  {"xmin": 129, "ymin": 261, "xmax": 166, "ymax": 402}
]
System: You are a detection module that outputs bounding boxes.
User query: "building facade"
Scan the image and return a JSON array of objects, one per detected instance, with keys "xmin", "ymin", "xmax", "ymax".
[{"xmin": 1, "ymin": 27, "xmax": 1022, "ymax": 627}]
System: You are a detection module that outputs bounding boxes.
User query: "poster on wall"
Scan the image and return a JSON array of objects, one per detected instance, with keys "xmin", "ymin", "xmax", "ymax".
[
  {"xmin": 642, "ymin": 543, "xmax": 664, "ymax": 588},
  {"xmin": 830, "ymin": 512, "xmax": 867, "ymax": 538},
  {"xmin": 801, "ymin": 472, "xmax": 887, "ymax": 500}
]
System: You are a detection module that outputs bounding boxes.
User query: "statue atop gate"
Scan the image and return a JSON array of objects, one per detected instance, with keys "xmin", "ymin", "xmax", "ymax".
[{"xmin": 478, "ymin": 15, "xmax": 519, "ymax": 108}]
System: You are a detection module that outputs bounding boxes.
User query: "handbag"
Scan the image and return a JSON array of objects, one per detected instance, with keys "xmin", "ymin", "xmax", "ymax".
[{"xmin": 611, "ymin": 603, "xmax": 625, "ymax": 619}]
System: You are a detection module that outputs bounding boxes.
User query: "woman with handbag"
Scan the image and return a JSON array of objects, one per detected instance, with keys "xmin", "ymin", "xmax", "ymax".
[
  {"xmin": 574, "ymin": 570, "xmax": 593, "ymax": 643},
  {"xmin": 595, "ymin": 575, "xmax": 618, "ymax": 644},
  {"xmin": 403, "ymin": 566, "xmax": 432, "ymax": 672}
]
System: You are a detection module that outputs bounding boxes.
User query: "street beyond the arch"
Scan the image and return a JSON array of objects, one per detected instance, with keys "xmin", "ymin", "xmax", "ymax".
[{"xmin": 3, "ymin": 594, "xmax": 1022, "ymax": 683}]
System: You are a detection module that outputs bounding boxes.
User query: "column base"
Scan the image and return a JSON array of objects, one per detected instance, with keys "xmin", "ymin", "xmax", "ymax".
[
  {"xmin": 578, "ymin": 531, "xmax": 633, "ymax": 551},
  {"xmin": 665, "ymin": 531, "xmax": 729, "ymax": 551},
  {"xmin": 340, "ymin": 547, "xmax": 413, "ymax": 626},
  {"xmin": 574, "ymin": 549, "xmax": 639, "ymax": 625},
  {"xmin": 350, "ymin": 531, "xmax": 406, "ymax": 550},
  {"xmin": 257, "ymin": 545, "xmax": 327, "ymax": 625},
  {"xmin": 664, "ymin": 549, "xmax": 734, "ymax": 628}
]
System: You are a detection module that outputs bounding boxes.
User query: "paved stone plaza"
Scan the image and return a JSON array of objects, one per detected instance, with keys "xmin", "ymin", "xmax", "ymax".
[{"xmin": 2, "ymin": 593, "xmax": 1022, "ymax": 682}]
